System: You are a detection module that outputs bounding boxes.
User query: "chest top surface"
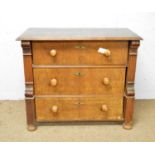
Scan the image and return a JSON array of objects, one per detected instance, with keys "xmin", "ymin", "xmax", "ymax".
[{"xmin": 17, "ymin": 28, "xmax": 142, "ymax": 41}]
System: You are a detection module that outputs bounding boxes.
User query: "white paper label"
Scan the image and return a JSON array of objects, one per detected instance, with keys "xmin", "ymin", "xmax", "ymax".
[{"xmin": 98, "ymin": 48, "xmax": 107, "ymax": 54}]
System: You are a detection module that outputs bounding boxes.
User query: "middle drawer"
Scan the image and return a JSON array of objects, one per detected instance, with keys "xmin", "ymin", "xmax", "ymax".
[{"xmin": 33, "ymin": 67, "xmax": 125, "ymax": 95}]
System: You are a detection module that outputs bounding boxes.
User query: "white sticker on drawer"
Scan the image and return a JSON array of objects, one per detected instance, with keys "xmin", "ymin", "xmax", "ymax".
[{"xmin": 98, "ymin": 48, "xmax": 107, "ymax": 54}]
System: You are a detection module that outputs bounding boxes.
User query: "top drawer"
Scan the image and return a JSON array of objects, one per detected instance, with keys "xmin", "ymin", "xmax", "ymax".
[{"xmin": 32, "ymin": 41, "xmax": 128, "ymax": 65}]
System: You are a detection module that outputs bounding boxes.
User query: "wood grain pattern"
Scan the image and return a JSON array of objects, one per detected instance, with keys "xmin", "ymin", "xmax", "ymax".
[
  {"xmin": 18, "ymin": 28, "xmax": 142, "ymax": 130},
  {"xmin": 25, "ymin": 98, "xmax": 37, "ymax": 131},
  {"xmin": 123, "ymin": 96, "xmax": 134, "ymax": 123},
  {"xmin": 32, "ymin": 41, "xmax": 128, "ymax": 65},
  {"xmin": 23, "ymin": 56, "xmax": 33, "ymax": 82},
  {"xmin": 123, "ymin": 40, "xmax": 140, "ymax": 129},
  {"xmin": 123, "ymin": 96, "xmax": 134, "ymax": 129},
  {"xmin": 126, "ymin": 41, "xmax": 140, "ymax": 81},
  {"xmin": 21, "ymin": 41, "xmax": 37, "ymax": 130},
  {"xmin": 22, "ymin": 41, "xmax": 33, "ymax": 82},
  {"xmin": 35, "ymin": 97, "xmax": 123, "ymax": 122},
  {"xmin": 33, "ymin": 67, "xmax": 126, "ymax": 95},
  {"xmin": 126, "ymin": 55, "xmax": 137, "ymax": 81},
  {"xmin": 17, "ymin": 28, "xmax": 142, "ymax": 41}
]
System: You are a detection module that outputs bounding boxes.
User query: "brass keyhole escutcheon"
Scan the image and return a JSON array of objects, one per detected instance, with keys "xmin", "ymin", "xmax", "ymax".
[
  {"xmin": 74, "ymin": 102, "xmax": 84, "ymax": 106},
  {"xmin": 75, "ymin": 45, "xmax": 86, "ymax": 49},
  {"xmin": 73, "ymin": 72, "xmax": 85, "ymax": 76}
]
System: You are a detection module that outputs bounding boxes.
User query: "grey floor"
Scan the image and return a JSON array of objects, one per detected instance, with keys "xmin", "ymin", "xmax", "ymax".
[{"xmin": 0, "ymin": 100, "xmax": 155, "ymax": 142}]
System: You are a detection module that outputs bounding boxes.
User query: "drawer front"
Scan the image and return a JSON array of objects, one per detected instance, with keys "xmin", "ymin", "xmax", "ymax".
[
  {"xmin": 32, "ymin": 41, "xmax": 128, "ymax": 65},
  {"xmin": 33, "ymin": 68, "xmax": 125, "ymax": 95},
  {"xmin": 36, "ymin": 97, "xmax": 123, "ymax": 122}
]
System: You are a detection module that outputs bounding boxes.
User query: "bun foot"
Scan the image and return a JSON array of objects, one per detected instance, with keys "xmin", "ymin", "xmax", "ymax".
[
  {"xmin": 123, "ymin": 121, "xmax": 133, "ymax": 130},
  {"xmin": 27, "ymin": 124, "xmax": 37, "ymax": 131}
]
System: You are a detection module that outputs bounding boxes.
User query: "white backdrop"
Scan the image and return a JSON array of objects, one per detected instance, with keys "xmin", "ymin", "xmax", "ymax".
[{"xmin": 0, "ymin": 0, "xmax": 155, "ymax": 99}]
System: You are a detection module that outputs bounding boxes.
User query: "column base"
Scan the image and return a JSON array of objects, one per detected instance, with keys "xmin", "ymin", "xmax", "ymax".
[
  {"xmin": 27, "ymin": 124, "xmax": 37, "ymax": 131},
  {"xmin": 123, "ymin": 121, "xmax": 133, "ymax": 130}
]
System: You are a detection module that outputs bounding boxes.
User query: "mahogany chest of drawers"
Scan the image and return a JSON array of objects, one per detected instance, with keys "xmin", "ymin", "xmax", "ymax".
[{"xmin": 17, "ymin": 28, "xmax": 142, "ymax": 131}]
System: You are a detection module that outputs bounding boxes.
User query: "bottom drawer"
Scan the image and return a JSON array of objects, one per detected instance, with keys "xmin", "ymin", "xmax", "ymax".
[{"xmin": 35, "ymin": 97, "xmax": 123, "ymax": 122}]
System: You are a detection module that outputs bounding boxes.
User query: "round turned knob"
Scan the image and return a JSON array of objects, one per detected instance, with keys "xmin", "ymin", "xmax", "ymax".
[
  {"xmin": 103, "ymin": 77, "xmax": 110, "ymax": 85},
  {"xmin": 50, "ymin": 49, "xmax": 57, "ymax": 56},
  {"xmin": 51, "ymin": 105, "xmax": 58, "ymax": 113},
  {"xmin": 101, "ymin": 104, "xmax": 108, "ymax": 112},
  {"xmin": 50, "ymin": 78, "xmax": 57, "ymax": 86}
]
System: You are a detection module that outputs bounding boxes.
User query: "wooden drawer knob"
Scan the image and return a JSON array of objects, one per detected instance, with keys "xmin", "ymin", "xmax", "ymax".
[
  {"xmin": 103, "ymin": 77, "xmax": 110, "ymax": 85},
  {"xmin": 101, "ymin": 104, "xmax": 108, "ymax": 112},
  {"xmin": 50, "ymin": 49, "xmax": 57, "ymax": 56},
  {"xmin": 51, "ymin": 105, "xmax": 58, "ymax": 113},
  {"xmin": 50, "ymin": 78, "xmax": 57, "ymax": 86}
]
